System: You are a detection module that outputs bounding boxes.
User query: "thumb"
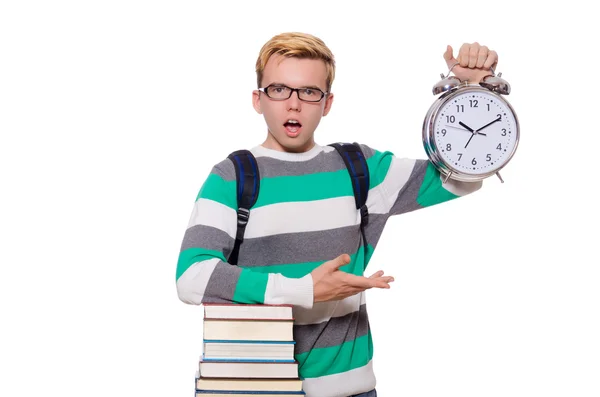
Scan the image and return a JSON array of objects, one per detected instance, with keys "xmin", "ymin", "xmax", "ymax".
[
  {"xmin": 443, "ymin": 45, "xmax": 457, "ymax": 68},
  {"xmin": 328, "ymin": 254, "xmax": 350, "ymax": 271}
]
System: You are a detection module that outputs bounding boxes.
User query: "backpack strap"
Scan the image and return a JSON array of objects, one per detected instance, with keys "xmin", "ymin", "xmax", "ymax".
[
  {"xmin": 328, "ymin": 142, "xmax": 370, "ymax": 249},
  {"xmin": 227, "ymin": 149, "xmax": 260, "ymax": 266}
]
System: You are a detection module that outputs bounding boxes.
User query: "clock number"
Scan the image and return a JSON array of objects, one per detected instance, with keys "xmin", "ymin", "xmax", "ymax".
[
  {"xmin": 497, "ymin": 113, "xmax": 502, "ymax": 121},
  {"xmin": 456, "ymin": 104, "xmax": 464, "ymax": 112},
  {"xmin": 469, "ymin": 100, "xmax": 478, "ymax": 108},
  {"xmin": 457, "ymin": 153, "xmax": 463, "ymax": 161},
  {"xmin": 441, "ymin": 129, "xmax": 447, "ymax": 136},
  {"xmin": 446, "ymin": 115, "xmax": 455, "ymax": 123},
  {"xmin": 446, "ymin": 143, "xmax": 452, "ymax": 151},
  {"xmin": 471, "ymin": 158, "xmax": 477, "ymax": 165},
  {"xmin": 486, "ymin": 154, "xmax": 492, "ymax": 161},
  {"xmin": 501, "ymin": 128, "xmax": 507, "ymax": 136},
  {"xmin": 486, "ymin": 104, "xmax": 490, "ymax": 111},
  {"xmin": 496, "ymin": 143, "xmax": 502, "ymax": 150}
]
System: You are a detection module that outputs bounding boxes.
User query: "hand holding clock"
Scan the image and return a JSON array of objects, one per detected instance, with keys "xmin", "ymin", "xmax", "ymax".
[{"xmin": 443, "ymin": 42, "xmax": 498, "ymax": 83}]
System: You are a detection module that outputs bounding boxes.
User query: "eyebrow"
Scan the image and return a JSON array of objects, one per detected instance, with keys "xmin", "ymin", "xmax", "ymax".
[{"xmin": 270, "ymin": 82, "xmax": 325, "ymax": 91}]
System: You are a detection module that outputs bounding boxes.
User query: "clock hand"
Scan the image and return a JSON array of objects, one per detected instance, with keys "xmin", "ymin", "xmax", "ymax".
[
  {"xmin": 458, "ymin": 121, "xmax": 475, "ymax": 133},
  {"xmin": 445, "ymin": 124, "xmax": 486, "ymax": 136},
  {"xmin": 464, "ymin": 133, "xmax": 475, "ymax": 148},
  {"xmin": 475, "ymin": 115, "xmax": 502, "ymax": 133},
  {"xmin": 460, "ymin": 120, "xmax": 486, "ymax": 149}
]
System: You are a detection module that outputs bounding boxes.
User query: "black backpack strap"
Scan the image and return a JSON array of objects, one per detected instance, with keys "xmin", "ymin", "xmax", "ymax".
[
  {"xmin": 328, "ymin": 142, "xmax": 370, "ymax": 249},
  {"xmin": 227, "ymin": 150, "xmax": 260, "ymax": 266}
]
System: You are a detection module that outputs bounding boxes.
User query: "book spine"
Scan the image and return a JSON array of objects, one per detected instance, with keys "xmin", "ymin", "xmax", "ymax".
[{"xmin": 203, "ymin": 339, "xmax": 295, "ymax": 344}]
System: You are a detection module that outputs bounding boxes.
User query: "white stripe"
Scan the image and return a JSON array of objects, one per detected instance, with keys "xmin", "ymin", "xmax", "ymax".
[
  {"xmin": 176, "ymin": 258, "xmax": 219, "ymax": 305},
  {"xmin": 367, "ymin": 156, "xmax": 417, "ymax": 214},
  {"xmin": 440, "ymin": 175, "xmax": 483, "ymax": 196},
  {"xmin": 244, "ymin": 196, "xmax": 359, "ymax": 238},
  {"xmin": 302, "ymin": 360, "xmax": 376, "ymax": 397},
  {"xmin": 187, "ymin": 198, "xmax": 237, "ymax": 238},
  {"xmin": 264, "ymin": 273, "xmax": 314, "ymax": 309},
  {"xmin": 293, "ymin": 292, "xmax": 366, "ymax": 325},
  {"xmin": 250, "ymin": 143, "xmax": 328, "ymax": 161}
]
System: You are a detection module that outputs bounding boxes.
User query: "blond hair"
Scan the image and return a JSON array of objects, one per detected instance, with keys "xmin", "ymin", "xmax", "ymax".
[{"xmin": 255, "ymin": 32, "xmax": 336, "ymax": 92}]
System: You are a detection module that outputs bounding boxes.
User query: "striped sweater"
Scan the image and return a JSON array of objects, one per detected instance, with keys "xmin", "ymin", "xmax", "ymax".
[{"xmin": 176, "ymin": 143, "xmax": 482, "ymax": 397}]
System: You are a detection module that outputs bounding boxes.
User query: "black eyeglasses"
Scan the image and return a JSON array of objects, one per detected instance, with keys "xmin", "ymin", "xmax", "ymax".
[{"xmin": 258, "ymin": 84, "xmax": 328, "ymax": 102}]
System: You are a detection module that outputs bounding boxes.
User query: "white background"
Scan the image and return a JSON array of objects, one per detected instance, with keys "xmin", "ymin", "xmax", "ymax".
[{"xmin": 1, "ymin": 1, "xmax": 598, "ymax": 396}]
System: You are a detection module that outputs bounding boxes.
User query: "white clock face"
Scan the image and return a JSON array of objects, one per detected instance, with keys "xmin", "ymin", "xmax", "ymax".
[{"xmin": 433, "ymin": 90, "xmax": 518, "ymax": 175}]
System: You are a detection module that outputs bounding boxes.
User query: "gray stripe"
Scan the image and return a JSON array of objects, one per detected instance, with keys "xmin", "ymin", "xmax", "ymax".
[
  {"xmin": 389, "ymin": 159, "xmax": 428, "ymax": 216},
  {"xmin": 215, "ymin": 143, "xmax": 377, "ymax": 180},
  {"xmin": 180, "ymin": 225, "xmax": 234, "ymax": 257},
  {"xmin": 182, "ymin": 209, "xmax": 384, "ymax": 269},
  {"xmin": 293, "ymin": 304, "xmax": 369, "ymax": 354},
  {"xmin": 238, "ymin": 225, "xmax": 362, "ymax": 268},
  {"xmin": 202, "ymin": 262, "xmax": 243, "ymax": 303},
  {"xmin": 212, "ymin": 159, "xmax": 237, "ymax": 181},
  {"xmin": 363, "ymin": 213, "xmax": 388, "ymax": 251},
  {"xmin": 255, "ymin": 151, "xmax": 346, "ymax": 178}
]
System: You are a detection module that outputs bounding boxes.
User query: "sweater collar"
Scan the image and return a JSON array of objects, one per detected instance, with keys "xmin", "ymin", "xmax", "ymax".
[{"xmin": 251, "ymin": 143, "xmax": 324, "ymax": 162}]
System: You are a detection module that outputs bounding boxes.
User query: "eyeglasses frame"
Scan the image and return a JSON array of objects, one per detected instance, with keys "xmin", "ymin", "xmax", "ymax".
[{"xmin": 257, "ymin": 84, "xmax": 329, "ymax": 103}]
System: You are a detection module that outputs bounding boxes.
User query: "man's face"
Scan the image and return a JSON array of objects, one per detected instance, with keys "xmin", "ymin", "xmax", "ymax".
[{"xmin": 252, "ymin": 54, "xmax": 334, "ymax": 153}]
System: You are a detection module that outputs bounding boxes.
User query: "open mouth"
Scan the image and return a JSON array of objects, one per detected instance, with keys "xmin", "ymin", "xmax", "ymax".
[{"xmin": 284, "ymin": 119, "xmax": 302, "ymax": 136}]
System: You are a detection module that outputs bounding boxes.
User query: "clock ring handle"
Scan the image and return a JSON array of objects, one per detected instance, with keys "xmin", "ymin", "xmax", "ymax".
[{"xmin": 443, "ymin": 61, "xmax": 460, "ymax": 78}]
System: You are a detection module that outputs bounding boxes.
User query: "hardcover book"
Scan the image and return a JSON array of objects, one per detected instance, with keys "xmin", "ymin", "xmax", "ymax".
[{"xmin": 202, "ymin": 303, "xmax": 294, "ymax": 320}]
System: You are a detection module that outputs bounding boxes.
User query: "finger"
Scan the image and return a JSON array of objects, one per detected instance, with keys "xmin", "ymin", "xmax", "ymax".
[
  {"xmin": 327, "ymin": 254, "xmax": 351, "ymax": 271},
  {"xmin": 443, "ymin": 45, "xmax": 456, "ymax": 69},
  {"xmin": 345, "ymin": 274, "xmax": 390, "ymax": 289},
  {"xmin": 458, "ymin": 43, "xmax": 470, "ymax": 67},
  {"xmin": 483, "ymin": 49, "xmax": 498, "ymax": 70},
  {"xmin": 368, "ymin": 270, "xmax": 384, "ymax": 279},
  {"xmin": 371, "ymin": 276, "xmax": 394, "ymax": 287},
  {"xmin": 368, "ymin": 275, "xmax": 394, "ymax": 283},
  {"xmin": 342, "ymin": 273, "xmax": 377, "ymax": 288},
  {"xmin": 476, "ymin": 45, "xmax": 488, "ymax": 68},
  {"xmin": 468, "ymin": 42, "xmax": 479, "ymax": 68}
]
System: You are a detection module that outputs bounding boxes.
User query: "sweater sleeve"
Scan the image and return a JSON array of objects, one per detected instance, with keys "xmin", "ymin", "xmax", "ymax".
[
  {"xmin": 363, "ymin": 145, "xmax": 483, "ymax": 217},
  {"xmin": 175, "ymin": 161, "xmax": 314, "ymax": 309}
]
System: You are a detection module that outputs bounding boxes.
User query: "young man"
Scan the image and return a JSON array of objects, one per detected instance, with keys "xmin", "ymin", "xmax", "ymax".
[{"xmin": 177, "ymin": 32, "xmax": 498, "ymax": 397}]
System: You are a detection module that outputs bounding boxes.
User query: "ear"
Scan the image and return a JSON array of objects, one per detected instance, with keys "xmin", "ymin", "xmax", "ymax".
[
  {"xmin": 252, "ymin": 90, "xmax": 262, "ymax": 114},
  {"xmin": 322, "ymin": 92, "xmax": 334, "ymax": 116}
]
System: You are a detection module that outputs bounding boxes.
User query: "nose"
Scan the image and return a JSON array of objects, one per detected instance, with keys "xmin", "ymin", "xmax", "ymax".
[{"xmin": 287, "ymin": 89, "xmax": 302, "ymax": 112}]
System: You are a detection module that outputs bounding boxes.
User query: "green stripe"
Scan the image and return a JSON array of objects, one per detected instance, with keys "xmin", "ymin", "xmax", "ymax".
[
  {"xmin": 195, "ymin": 151, "xmax": 392, "ymax": 210},
  {"xmin": 367, "ymin": 149, "xmax": 393, "ymax": 189},
  {"xmin": 240, "ymin": 246, "xmax": 371, "ymax": 278},
  {"xmin": 254, "ymin": 169, "xmax": 354, "ymax": 208},
  {"xmin": 196, "ymin": 174, "xmax": 237, "ymax": 209},
  {"xmin": 232, "ymin": 269, "xmax": 269, "ymax": 303},
  {"xmin": 296, "ymin": 331, "xmax": 374, "ymax": 378},
  {"xmin": 176, "ymin": 247, "xmax": 226, "ymax": 280},
  {"xmin": 416, "ymin": 163, "xmax": 459, "ymax": 207}
]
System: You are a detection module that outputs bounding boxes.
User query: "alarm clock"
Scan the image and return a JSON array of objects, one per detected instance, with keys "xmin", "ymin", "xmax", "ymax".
[{"xmin": 422, "ymin": 62, "xmax": 520, "ymax": 183}]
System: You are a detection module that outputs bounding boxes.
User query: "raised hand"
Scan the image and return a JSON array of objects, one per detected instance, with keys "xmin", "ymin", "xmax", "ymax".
[
  {"xmin": 443, "ymin": 42, "xmax": 498, "ymax": 83},
  {"xmin": 311, "ymin": 254, "xmax": 394, "ymax": 303}
]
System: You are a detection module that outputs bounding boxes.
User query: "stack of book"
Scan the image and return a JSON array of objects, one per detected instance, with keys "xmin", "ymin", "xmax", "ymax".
[{"xmin": 195, "ymin": 303, "xmax": 305, "ymax": 396}]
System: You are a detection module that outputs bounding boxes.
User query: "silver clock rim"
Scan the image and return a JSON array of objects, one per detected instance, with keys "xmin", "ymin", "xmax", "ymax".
[{"xmin": 422, "ymin": 84, "xmax": 520, "ymax": 182}]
